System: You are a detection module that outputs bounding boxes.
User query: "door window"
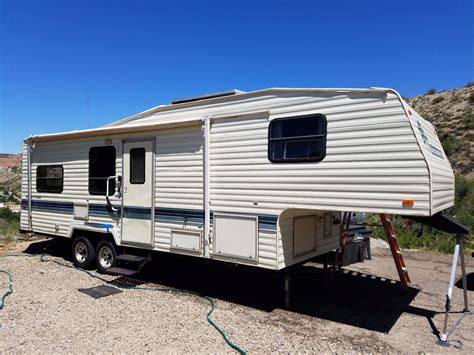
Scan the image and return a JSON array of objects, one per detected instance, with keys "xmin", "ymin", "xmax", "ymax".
[{"xmin": 130, "ymin": 148, "xmax": 146, "ymax": 184}]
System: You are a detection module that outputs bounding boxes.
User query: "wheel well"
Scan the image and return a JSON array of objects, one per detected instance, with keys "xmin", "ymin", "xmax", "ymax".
[{"xmin": 71, "ymin": 229, "xmax": 115, "ymax": 246}]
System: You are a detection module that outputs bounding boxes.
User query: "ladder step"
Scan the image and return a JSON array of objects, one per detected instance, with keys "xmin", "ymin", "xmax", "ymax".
[
  {"xmin": 105, "ymin": 266, "xmax": 138, "ymax": 276},
  {"xmin": 116, "ymin": 254, "xmax": 147, "ymax": 263}
]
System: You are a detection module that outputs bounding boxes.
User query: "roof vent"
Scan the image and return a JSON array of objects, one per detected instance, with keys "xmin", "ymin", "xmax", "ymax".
[{"xmin": 171, "ymin": 89, "xmax": 245, "ymax": 105}]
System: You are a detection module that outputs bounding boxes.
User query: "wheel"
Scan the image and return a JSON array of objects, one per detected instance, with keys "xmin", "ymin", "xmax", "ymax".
[
  {"xmin": 72, "ymin": 237, "xmax": 96, "ymax": 269},
  {"xmin": 96, "ymin": 240, "xmax": 117, "ymax": 273}
]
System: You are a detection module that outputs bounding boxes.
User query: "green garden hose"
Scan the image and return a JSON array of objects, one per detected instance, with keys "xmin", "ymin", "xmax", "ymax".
[
  {"xmin": 0, "ymin": 269, "xmax": 13, "ymax": 310},
  {"xmin": 0, "ymin": 253, "xmax": 246, "ymax": 354}
]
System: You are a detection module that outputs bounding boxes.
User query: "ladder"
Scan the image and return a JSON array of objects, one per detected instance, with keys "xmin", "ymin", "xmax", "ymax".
[{"xmin": 379, "ymin": 213, "xmax": 411, "ymax": 288}]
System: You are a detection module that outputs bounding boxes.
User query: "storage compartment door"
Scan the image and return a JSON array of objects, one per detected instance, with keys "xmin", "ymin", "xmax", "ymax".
[
  {"xmin": 293, "ymin": 215, "xmax": 317, "ymax": 258},
  {"xmin": 213, "ymin": 214, "xmax": 258, "ymax": 261}
]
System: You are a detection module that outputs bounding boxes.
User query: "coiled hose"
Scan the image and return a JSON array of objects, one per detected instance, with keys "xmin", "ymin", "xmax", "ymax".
[{"xmin": 0, "ymin": 253, "xmax": 246, "ymax": 354}]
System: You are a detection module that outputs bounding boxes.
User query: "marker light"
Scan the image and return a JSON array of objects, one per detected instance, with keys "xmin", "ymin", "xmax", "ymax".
[{"xmin": 402, "ymin": 199, "xmax": 414, "ymax": 207}]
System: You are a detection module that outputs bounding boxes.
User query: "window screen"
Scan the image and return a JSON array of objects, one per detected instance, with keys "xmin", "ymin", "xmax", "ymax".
[
  {"xmin": 130, "ymin": 148, "xmax": 145, "ymax": 184},
  {"xmin": 36, "ymin": 165, "xmax": 63, "ymax": 193},
  {"xmin": 268, "ymin": 114, "xmax": 327, "ymax": 163},
  {"xmin": 89, "ymin": 146, "xmax": 116, "ymax": 195}
]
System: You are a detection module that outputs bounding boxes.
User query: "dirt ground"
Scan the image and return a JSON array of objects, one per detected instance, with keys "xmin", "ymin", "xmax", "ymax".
[{"xmin": 0, "ymin": 238, "xmax": 473, "ymax": 353}]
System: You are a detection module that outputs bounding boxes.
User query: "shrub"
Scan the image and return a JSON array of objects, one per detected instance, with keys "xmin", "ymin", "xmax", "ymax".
[
  {"xmin": 440, "ymin": 133, "xmax": 463, "ymax": 156},
  {"xmin": 0, "ymin": 208, "xmax": 20, "ymax": 241},
  {"xmin": 425, "ymin": 88, "xmax": 437, "ymax": 95},
  {"xmin": 463, "ymin": 110, "xmax": 474, "ymax": 130},
  {"xmin": 469, "ymin": 92, "xmax": 474, "ymax": 105},
  {"xmin": 466, "ymin": 81, "xmax": 474, "ymax": 88},
  {"xmin": 432, "ymin": 96, "xmax": 444, "ymax": 104}
]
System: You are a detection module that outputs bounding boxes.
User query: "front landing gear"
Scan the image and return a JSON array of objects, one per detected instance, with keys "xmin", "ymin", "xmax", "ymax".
[{"xmin": 436, "ymin": 234, "xmax": 471, "ymax": 348}]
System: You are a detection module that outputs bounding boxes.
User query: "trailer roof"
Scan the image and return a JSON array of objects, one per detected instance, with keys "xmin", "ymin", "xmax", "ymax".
[
  {"xmin": 105, "ymin": 87, "xmax": 400, "ymax": 128},
  {"xmin": 26, "ymin": 87, "xmax": 402, "ymax": 142}
]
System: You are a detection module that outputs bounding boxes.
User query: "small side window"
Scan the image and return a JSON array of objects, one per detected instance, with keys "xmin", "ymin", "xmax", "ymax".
[
  {"xmin": 89, "ymin": 146, "xmax": 116, "ymax": 195},
  {"xmin": 268, "ymin": 114, "xmax": 327, "ymax": 163},
  {"xmin": 130, "ymin": 148, "xmax": 145, "ymax": 184},
  {"xmin": 36, "ymin": 165, "xmax": 63, "ymax": 193}
]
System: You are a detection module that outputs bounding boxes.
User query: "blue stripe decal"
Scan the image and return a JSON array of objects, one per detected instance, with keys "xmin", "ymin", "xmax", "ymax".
[
  {"xmin": 155, "ymin": 207, "xmax": 204, "ymax": 225},
  {"xmin": 123, "ymin": 206, "xmax": 152, "ymax": 220},
  {"xmin": 85, "ymin": 222, "xmax": 114, "ymax": 229},
  {"xmin": 22, "ymin": 199, "xmax": 278, "ymax": 230}
]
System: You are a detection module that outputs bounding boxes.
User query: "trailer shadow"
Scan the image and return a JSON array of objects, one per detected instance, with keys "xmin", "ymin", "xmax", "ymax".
[
  {"xmin": 456, "ymin": 272, "xmax": 474, "ymax": 291},
  {"xmin": 136, "ymin": 252, "xmax": 429, "ymax": 334},
  {"xmin": 23, "ymin": 239, "xmax": 434, "ymax": 334}
]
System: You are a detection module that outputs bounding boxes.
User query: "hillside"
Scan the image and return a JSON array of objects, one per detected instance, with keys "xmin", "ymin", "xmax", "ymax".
[
  {"xmin": 406, "ymin": 84, "xmax": 474, "ymax": 178},
  {"xmin": 0, "ymin": 154, "xmax": 21, "ymax": 200}
]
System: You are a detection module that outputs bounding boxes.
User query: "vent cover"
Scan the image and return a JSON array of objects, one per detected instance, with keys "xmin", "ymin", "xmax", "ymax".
[{"xmin": 171, "ymin": 89, "xmax": 245, "ymax": 105}]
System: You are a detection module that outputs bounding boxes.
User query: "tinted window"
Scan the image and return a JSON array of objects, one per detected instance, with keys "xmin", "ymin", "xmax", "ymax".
[
  {"xmin": 130, "ymin": 148, "xmax": 145, "ymax": 184},
  {"xmin": 89, "ymin": 146, "xmax": 116, "ymax": 195},
  {"xmin": 268, "ymin": 114, "xmax": 327, "ymax": 163},
  {"xmin": 37, "ymin": 165, "xmax": 63, "ymax": 193}
]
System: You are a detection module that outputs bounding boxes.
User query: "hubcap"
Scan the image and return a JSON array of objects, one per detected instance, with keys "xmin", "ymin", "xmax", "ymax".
[
  {"xmin": 74, "ymin": 241, "xmax": 88, "ymax": 263},
  {"xmin": 99, "ymin": 246, "xmax": 114, "ymax": 269}
]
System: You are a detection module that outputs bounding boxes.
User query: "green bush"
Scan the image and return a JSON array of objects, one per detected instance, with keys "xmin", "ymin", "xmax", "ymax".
[
  {"xmin": 432, "ymin": 96, "xmax": 444, "ymax": 104},
  {"xmin": 440, "ymin": 133, "xmax": 463, "ymax": 157},
  {"xmin": 469, "ymin": 92, "xmax": 474, "ymax": 105},
  {"xmin": 425, "ymin": 88, "xmax": 437, "ymax": 95},
  {"xmin": 0, "ymin": 208, "xmax": 20, "ymax": 241}
]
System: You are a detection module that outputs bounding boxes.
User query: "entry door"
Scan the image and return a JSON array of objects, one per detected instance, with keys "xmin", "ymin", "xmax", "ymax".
[{"xmin": 121, "ymin": 139, "xmax": 154, "ymax": 246}]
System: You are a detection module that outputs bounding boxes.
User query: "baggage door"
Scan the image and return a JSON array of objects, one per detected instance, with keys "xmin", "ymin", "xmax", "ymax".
[{"xmin": 121, "ymin": 139, "xmax": 154, "ymax": 247}]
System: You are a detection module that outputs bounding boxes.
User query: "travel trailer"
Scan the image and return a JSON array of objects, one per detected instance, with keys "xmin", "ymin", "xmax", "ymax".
[{"xmin": 20, "ymin": 87, "xmax": 456, "ymax": 275}]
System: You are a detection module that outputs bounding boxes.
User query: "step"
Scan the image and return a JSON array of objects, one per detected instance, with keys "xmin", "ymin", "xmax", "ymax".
[
  {"xmin": 116, "ymin": 254, "xmax": 148, "ymax": 263},
  {"xmin": 105, "ymin": 266, "xmax": 138, "ymax": 276}
]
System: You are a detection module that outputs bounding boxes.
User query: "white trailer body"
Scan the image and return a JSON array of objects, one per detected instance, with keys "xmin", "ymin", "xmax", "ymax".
[{"xmin": 20, "ymin": 87, "xmax": 455, "ymax": 270}]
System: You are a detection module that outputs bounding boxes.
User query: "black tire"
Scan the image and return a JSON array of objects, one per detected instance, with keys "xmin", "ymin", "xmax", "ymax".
[
  {"xmin": 72, "ymin": 236, "xmax": 96, "ymax": 269},
  {"xmin": 96, "ymin": 240, "xmax": 117, "ymax": 273}
]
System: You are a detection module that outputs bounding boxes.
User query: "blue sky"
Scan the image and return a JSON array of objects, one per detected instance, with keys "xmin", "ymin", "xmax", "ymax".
[{"xmin": 0, "ymin": 0, "xmax": 472, "ymax": 153}]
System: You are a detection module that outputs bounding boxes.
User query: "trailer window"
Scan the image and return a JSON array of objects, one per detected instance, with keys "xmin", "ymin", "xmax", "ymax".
[
  {"xmin": 130, "ymin": 148, "xmax": 145, "ymax": 184},
  {"xmin": 268, "ymin": 114, "xmax": 327, "ymax": 163},
  {"xmin": 89, "ymin": 146, "xmax": 116, "ymax": 195},
  {"xmin": 36, "ymin": 165, "xmax": 63, "ymax": 193}
]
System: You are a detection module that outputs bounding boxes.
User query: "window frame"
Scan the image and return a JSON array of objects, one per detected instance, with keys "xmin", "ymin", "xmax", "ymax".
[
  {"xmin": 129, "ymin": 147, "xmax": 146, "ymax": 184},
  {"xmin": 36, "ymin": 165, "xmax": 64, "ymax": 193},
  {"xmin": 88, "ymin": 146, "xmax": 116, "ymax": 196},
  {"xmin": 267, "ymin": 113, "xmax": 327, "ymax": 163}
]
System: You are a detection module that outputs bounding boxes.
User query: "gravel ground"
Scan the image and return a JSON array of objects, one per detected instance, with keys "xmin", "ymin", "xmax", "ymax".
[{"xmin": 0, "ymin": 239, "xmax": 473, "ymax": 353}]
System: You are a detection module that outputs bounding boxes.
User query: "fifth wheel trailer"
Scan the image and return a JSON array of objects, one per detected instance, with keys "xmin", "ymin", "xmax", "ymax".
[{"xmin": 20, "ymin": 87, "xmax": 458, "ymax": 274}]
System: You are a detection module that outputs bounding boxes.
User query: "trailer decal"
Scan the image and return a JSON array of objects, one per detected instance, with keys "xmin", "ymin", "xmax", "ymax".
[{"xmin": 21, "ymin": 199, "xmax": 278, "ymax": 230}]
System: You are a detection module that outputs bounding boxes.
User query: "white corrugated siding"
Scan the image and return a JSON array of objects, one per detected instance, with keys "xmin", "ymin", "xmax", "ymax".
[
  {"xmin": 154, "ymin": 125, "xmax": 204, "ymax": 251},
  {"xmin": 24, "ymin": 134, "xmax": 136, "ymax": 237},
  {"xmin": 207, "ymin": 92, "xmax": 430, "ymax": 216},
  {"xmin": 403, "ymin": 103, "xmax": 455, "ymax": 213}
]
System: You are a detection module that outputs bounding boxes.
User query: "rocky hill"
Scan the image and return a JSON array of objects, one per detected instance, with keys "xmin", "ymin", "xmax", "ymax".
[
  {"xmin": 0, "ymin": 154, "xmax": 21, "ymax": 200},
  {"xmin": 406, "ymin": 84, "xmax": 473, "ymax": 178}
]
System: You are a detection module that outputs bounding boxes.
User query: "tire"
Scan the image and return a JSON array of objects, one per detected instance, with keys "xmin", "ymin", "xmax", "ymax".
[
  {"xmin": 96, "ymin": 240, "xmax": 117, "ymax": 273},
  {"xmin": 72, "ymin": 237, "xmax": 96, "ymax": 269}
]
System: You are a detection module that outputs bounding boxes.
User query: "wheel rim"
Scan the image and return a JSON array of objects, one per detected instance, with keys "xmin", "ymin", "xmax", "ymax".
[
  {"xmin": 99, "ymin": 246, "xmax": 114, "ymax": 269},
  {"xmin": 74, "ymin": 241, "xmax": 88, "ymax": 263}
]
